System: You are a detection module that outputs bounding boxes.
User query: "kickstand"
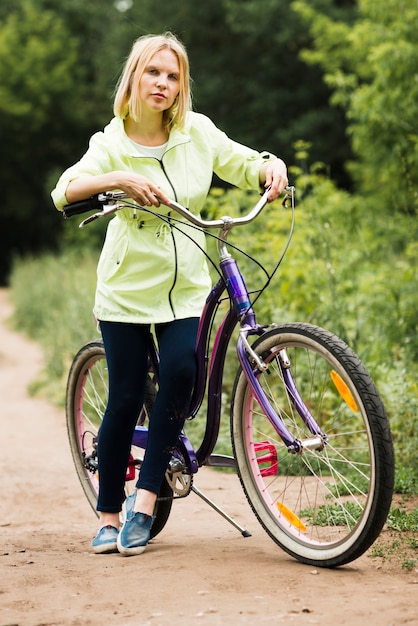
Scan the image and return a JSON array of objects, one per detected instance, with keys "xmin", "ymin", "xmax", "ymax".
[{"xmin": 191, "ymin": 484, "xmax": 251, "ymax": 537}]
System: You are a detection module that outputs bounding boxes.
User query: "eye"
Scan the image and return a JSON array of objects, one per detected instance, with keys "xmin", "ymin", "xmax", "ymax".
[{"xmin": 169, "ymin": 73, "xmax": 179, "ymax": 81}]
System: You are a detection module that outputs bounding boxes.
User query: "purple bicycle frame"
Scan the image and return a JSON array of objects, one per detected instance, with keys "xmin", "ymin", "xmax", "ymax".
[
  {"xmin": 131, "ymin": 277, "xmax": 233, "ymax": 472},
  {"xmin": 132, "ymin": 251, "xmax": 325, "ymax": 471}
]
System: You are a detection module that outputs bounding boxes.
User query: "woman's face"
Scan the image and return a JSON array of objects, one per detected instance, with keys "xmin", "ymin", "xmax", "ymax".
[{"xmin": 138, "ymin": 48, "xmax": 181, "ymax": 114}]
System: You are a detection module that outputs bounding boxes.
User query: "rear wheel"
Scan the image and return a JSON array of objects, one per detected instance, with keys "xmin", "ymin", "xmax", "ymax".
[
  {"xmin": 231, "ymin": 323, "xmax": 394, "ymax": 567},
  {"xmin": 66, "ymin": 339, "xmax": 173, "ymax": 538}
]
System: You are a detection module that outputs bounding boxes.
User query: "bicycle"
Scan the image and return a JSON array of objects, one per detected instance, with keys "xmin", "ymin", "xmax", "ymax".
[{"xmin": 63, "ymin": 186, "xmax": 394, "ymax": 567}]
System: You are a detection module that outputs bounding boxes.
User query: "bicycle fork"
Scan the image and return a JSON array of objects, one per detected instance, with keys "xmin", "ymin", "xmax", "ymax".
[{"xmin": 237, "ymin": 328, "xmax": 328, "ymax": 455}]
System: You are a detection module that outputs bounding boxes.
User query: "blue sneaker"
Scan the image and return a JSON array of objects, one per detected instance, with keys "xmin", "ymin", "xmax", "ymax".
[
  {"xmin": 91, "ymin": 524, "xmax": 119, "ymax": 554},
  {"xmin": 117, "ymin": 493, "xmax": 153, "ymax": 556}
]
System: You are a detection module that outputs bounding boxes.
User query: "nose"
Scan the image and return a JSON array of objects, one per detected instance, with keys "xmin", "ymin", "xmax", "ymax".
[{"xmin": 156, "ymin": 74, "xmax": 168, "ymax": 89}]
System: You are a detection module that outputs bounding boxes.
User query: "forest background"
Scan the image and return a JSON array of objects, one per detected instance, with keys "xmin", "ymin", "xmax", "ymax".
[{"xmin": 1, "ymin": 0, "xmax": 417, "ymax": 521}]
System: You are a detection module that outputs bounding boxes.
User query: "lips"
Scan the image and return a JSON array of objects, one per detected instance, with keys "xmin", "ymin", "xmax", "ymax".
[{"xmin": 152, "ymin": 93, "xmax": 166, "ymax": 100}]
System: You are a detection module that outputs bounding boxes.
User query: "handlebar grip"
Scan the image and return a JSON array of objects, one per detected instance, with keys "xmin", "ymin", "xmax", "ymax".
[{"xmin": 62, "ymin": 195, "xmax": 102, "ymax": 218}]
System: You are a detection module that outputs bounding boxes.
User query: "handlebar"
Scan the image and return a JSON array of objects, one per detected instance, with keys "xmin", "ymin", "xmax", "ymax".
[
  {"xmin": 61, "ymin": 195, "xmax": 104, "ymax": 217},
  {"xmin": 62, "ymin": 186, "xmax": 295, "ymax": 231}
]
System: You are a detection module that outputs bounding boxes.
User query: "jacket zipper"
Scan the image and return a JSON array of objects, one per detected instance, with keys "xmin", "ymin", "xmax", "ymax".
[
  {"xmin": 158, "ymin": 158, "xmax": 178, "ymax": 319},
  {"xmin": 131, "ymin": 148, "xmax": 184, "ymax": 320}
]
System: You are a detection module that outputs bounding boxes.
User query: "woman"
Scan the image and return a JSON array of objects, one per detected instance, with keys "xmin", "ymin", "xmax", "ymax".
[{"xmin": 52, "ymin": 32, "xmax": 288, "ymax": 556}]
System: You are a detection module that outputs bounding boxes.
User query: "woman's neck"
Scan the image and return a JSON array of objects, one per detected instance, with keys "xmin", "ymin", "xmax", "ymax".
[{"xmin": 124, "ymin": 114, "xmax": 168, "ymax": 146}]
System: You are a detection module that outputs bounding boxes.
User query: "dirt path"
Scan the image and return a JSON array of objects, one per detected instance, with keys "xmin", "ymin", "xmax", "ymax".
[{"xmin": 0, "ymin": 288, "xmax": 416, "ymax": 626}]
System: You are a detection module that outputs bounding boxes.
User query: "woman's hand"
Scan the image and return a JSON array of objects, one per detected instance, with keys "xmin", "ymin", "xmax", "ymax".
[
  {"xmin": 116, "ymin": 172, "xmax": 171, "ymax": 207},
  {"xmin": 65, "ymin": 171, "xmax": 171, "ymax": 207},
  {"xmin": 259, "ymin": 158, "xmax": 288, "ymax": 202}
]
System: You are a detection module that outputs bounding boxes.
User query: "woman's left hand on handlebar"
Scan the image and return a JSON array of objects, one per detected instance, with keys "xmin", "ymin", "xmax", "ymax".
[{"xmin": 261, "ymin": 159, "xmax": 289, "ymax": 202}]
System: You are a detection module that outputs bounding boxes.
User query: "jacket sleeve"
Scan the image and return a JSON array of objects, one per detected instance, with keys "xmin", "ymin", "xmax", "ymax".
[
  {"xmin": 193, "ymin": 113, "xmax": 277, "ymax": 190},
  {"xmin": 51, "ymin": 131, "xmax": 113, "ymax": 211}
]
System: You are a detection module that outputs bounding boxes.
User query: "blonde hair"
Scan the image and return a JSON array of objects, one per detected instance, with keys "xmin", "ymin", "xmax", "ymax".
[{"xmin": 113, "ymin": 32, "xmax": 191, "ymax": 129}]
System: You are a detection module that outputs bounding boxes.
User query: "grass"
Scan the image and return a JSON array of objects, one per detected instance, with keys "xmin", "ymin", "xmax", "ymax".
[{"xmin": 368, "ymin": 497, "xmax": 418, "ymax": 571}]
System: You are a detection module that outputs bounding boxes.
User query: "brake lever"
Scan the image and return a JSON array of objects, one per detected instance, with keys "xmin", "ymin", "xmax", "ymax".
[{"xmin": 79, "ymin": 203, "xmax": 124, "ymax": 228}]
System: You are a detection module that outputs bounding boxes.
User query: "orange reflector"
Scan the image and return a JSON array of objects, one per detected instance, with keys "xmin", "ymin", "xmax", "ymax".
[
  {"xmin": 276, "ymin": 502, "xmax": 307, "ymax": 532},
  {"xmin": 330, "ymin": 370, "xmax": 358, "ymax": 412}
]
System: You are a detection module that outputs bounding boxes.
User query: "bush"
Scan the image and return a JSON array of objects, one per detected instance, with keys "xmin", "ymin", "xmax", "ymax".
[{"xmin": 9, "ymin": 176, "xmax": 418, "ymax": 490}]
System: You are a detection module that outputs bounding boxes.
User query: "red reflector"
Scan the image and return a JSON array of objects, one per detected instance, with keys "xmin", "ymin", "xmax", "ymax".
[{"xmin": 125, "ymin": 454, "xmax": 136, "ymax": 481}]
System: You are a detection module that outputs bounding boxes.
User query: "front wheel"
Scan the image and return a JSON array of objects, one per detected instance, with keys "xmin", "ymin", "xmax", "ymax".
[
  {"xmin": 231, "ymin": 323, "xmax": 394, "ymax": 567},
  {"xmin": 66, "ymin": 339, "xmax": 173, "ymax": 539}
]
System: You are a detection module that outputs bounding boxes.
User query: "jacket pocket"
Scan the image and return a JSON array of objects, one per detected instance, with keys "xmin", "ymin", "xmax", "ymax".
[{"xmin": 97, "ymin": 232, "xmax": 129, "ymax": 282}]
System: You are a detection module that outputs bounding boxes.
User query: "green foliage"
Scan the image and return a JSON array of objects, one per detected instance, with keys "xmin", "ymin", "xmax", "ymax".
[
  {"xmin": 0, "ymin": 3, "xmax": 80, "ymax": 131},
  {"xmin": 9, "ymin": 250, "xmax": 99, "ymax": 403},
  {"xmin": 384, "ymin": 511, "xmax": 418, "ymax": 569},
  {"xmin": 370, "ymin": 529, "xmax": 417, "ymax": 569},
  {"xmin": 0, "ymin": 1, "xmax": 87, "ymax": 282},
  {"xmin": 385, "ymin": 371, "xmax": 418, "ymax": 495},
  {"xmin": 387, "ymin": 506, "xmax": 418, "ymax": 533},
  {"xmin": 1, "ymin": 0, "xmax": 355, "ymax": 284},
  {"xmin": 293, "ymin": 0, "xmax": 418, "ymax": 213},
  {"xmin": 300, "ymin": 501, "xmax": 363, "ymax": 528},
  {"xmin": 206, "ymin": 156, "xmax": 418, "ymax": 473}
]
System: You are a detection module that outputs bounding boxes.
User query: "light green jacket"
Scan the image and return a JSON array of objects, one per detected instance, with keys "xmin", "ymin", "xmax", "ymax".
[{"xmin": 51, "ymin": 112, "xmax": 275, "ymax": 324}]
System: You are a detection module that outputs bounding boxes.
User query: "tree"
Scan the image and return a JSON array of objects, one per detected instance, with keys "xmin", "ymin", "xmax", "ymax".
[
  {"xmin": 0, "ymin": 0, "xmax": 123, "ymax": 283},
  {"xmin": 116, "ymin": 0, "xmax": 354, "ymax": 183},
  {"xmin": 293, "ymin": 0, "xmax": 418, "ymax": 213},
  {"xmin": 0, "ymin": 2, "xmax": 83, "ymax": 281},
  {"xmin": 0, "ymin": 0, "xmax": 355, "ymax": 284}
]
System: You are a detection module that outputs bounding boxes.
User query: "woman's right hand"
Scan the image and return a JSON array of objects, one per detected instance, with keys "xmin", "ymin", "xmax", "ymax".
[
  {"xmin": 65, "ymin": 171, "xmax": 171, "ymax": 208},
  {"xmin": 115, "ymin": 171, "xmax": 171, "ymax": 207}
]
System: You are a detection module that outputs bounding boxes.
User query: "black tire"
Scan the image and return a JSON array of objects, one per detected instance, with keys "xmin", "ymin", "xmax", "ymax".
[
  {"xmin": 66, "ymin": 339, "xmax": 173, "ymax": 539},
  {"xmin": 231, "ymin": 323, "xmax": 394, "ymax": 567}
]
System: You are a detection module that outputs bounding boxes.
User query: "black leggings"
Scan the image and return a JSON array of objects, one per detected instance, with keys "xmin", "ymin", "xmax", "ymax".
[{"xmin": 96, "ymin": 318, "xmax": 199, "ymax": 513}]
